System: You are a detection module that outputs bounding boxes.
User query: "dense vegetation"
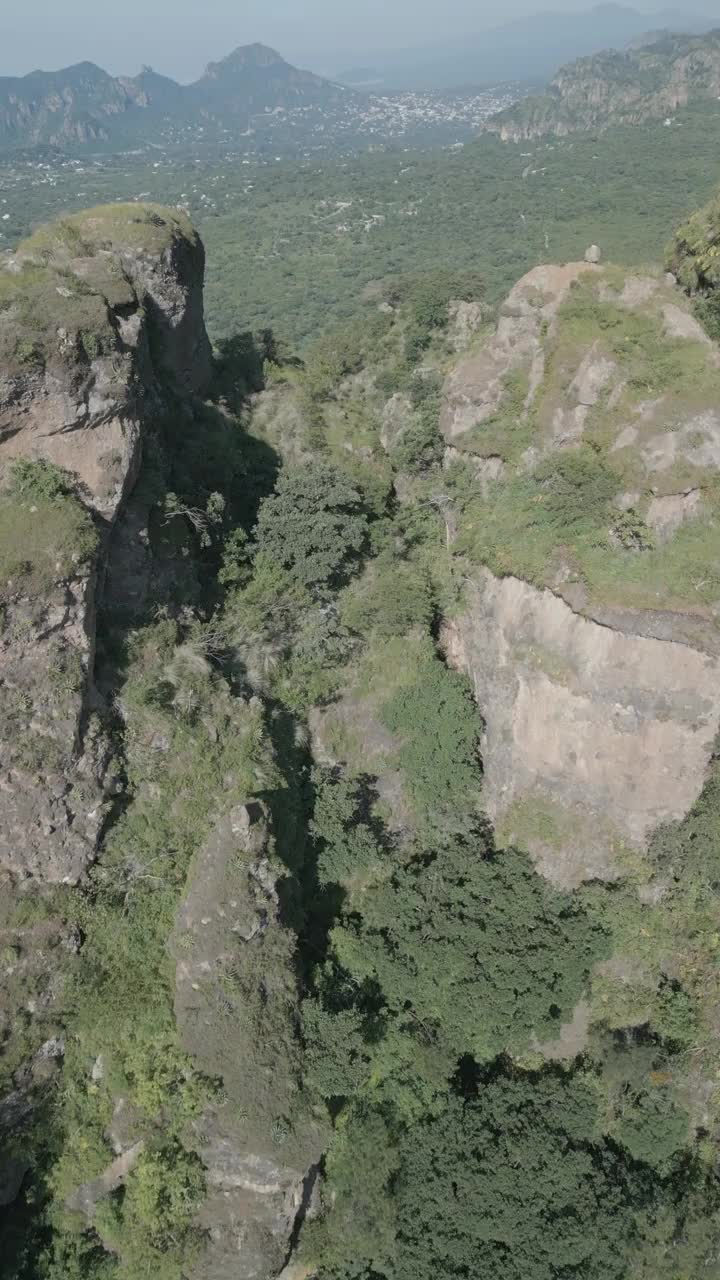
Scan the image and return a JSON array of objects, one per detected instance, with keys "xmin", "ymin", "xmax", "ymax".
[
  {"xmin": 5, "ymin": 99, "xmax": 720, "ymax": 344},
  {"xmin": 3, "ymin": 137, "xmax": 720, "ymax": 1280}
]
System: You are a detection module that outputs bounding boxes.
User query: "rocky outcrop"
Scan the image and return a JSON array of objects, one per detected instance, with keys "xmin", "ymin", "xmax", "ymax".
[
  {"xmin": 0, "ymin": 204, "xmax": 211, "ymax": 883},
  {"xmin": 444, "ymin": 570, "xmax": 720, "ymax": 887},
  {"xmin": 440, "ymin": 256, "xmax": 720, "ymax": 884},
  {"xmin": 170, "ymin": 803, "xmax": 325, "ymax": 1280},
  {"xmin": 441, "ymin": 261, "xmax": 599, "ymax": 443}
]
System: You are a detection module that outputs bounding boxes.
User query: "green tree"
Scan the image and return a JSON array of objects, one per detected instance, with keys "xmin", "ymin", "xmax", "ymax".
[
  {"xmin": 307, "ymin": 836, "xmax": 608, "ymax": 1117},
  {"xmin": 254, "ymin": 463, "xmax": 370, "ymax": 594},
  {"xmin": 393, "ymin": 1074, "xmax": 637, "ymax": 1280}
]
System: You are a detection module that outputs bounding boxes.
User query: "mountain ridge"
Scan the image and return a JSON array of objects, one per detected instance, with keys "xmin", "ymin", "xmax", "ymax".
[
  {"xmin": 487, "ymin": 27, "xmax": 720, "ymax": 140},
  {"xmin": 0, "ymin": 43, "xmax": 354, "ymax": 150},
  {"xmin": 335, "ymin": 3, "xmax": 713, "ymax": 90}
]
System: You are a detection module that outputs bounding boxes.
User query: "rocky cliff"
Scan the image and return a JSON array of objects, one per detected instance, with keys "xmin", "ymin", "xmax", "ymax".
[
  {"xmin": 487, "ymin": 29, "xmax": 720, "ymax": 141},
  {"xmin": 0, "ymin": 202, "xmax": 210, "ymax": 884},
  {"xmin": 440, "ymin": 256, "xmax": 720, "ymax": 882}
]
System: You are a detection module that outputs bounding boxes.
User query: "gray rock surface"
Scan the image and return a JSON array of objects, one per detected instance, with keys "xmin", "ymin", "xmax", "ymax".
[
  {"xmin": 170, "ymin": 803, "xmax": 326, "ymax": 1280},
  {"xmin": 444, "ymin": 568, "xmax": 720, "ymax": 887},
  {"xmin": 441, "ymin": 261, "xmax": 600, "ymax": 443},
  {"xmin": 0, "ymin": 205, "xmax": 211, "ymax": 884}
]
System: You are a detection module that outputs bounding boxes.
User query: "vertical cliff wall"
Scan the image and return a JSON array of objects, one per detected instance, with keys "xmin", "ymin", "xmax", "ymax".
[{"xmin": 0, "ymin": 204, "xmax": 210, "ymax": 883}]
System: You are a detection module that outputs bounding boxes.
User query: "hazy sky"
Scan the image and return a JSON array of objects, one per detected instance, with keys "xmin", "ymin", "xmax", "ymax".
[{"xmin": 2, "ymin": 0, "xmax": 715, "ymax": 81}]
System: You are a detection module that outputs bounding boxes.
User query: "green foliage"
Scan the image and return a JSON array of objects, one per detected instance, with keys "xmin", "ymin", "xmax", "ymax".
[
  {"xmin": 310, "ymin": 768, "xmax": 387, "ymax": 889},
  {"xmin": 391, "ymin": 1075, "xmax": 637, "ymax": 1280},
  {"xmin": 304, "ymin": 812, "xmax": 608, "ymax": 1131},
  {"xmin": 668, "ymin": 192, "xmax": 720, "ymax": 292},
  {"xmin": 388, "ymin": 371, "xmax": 444, "ymax": 473},
  {"xmin": 0, "ymin": 462, "xmax": 98, "ymax": 599},
  {"xmin": 380, "ymin": 649, "xmax": 480, "ymax": 827},
  {"xmin": 460, "ymin": 445, "xmax": 620, "ymax": 584},
  {"xmin": 254, "ymin": 463, "xmax": 370, "ymax": 594},
  {"xmin": 94, "ymin": 1144, "xmax": 205, "ymax": 1280},
  {"xmin": 398, "ymin": 270, "xmax": 483, "ymax": 361},
  {"xmin": 7, "ymin": 459, "xmax": 74, "ymax": 502},
  {"xmin": 600, "ymin": 1035, "xmax": 690, "ymax": 1168},
  {"xmin": 325, "ymin": 839, "xmax": 608, "ymax": 1081},
  {"xmin": 340, "ymin": 556, "xmax": 435, "ymax": 639},
  {"xmin": 306, "ymin": 1107, "xmax": 399, "ymax": 1277}
]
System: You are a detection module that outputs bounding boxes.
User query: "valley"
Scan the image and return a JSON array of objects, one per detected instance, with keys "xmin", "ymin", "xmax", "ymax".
[
  {"xmin": 3, "ymin": 12, "xmax": 720, "ymax": 1280},
  {"xmin": 5, "ymin": 99, "xmax": 720, "ymax": 346}
]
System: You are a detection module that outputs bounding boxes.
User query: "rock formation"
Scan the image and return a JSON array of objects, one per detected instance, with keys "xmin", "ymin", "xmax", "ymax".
[
  {"xmin": 440, "ymin": 259, "xmax": 720, "ymax": 882},
  {"xmin": 170, "ymin": 803, "xmax": 325, "ymax": 1280},
  {"xmin": 0, "ymin": 203, "xmax": 210, "ymax": 884}
]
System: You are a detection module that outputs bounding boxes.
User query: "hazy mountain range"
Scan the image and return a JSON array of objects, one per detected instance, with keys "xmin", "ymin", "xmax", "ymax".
[
  {"xmin": 336, "ymin": 3, "xmax": 714, "ymax": 89},
  {"xmin": 1, "ymin": 7, "xmax": 718, "ymax": 155},
  {"xmin": 488, "ymin": 26, "xmax": 720, "ymax": 139},
  {"xmin": 0, "ymin": 44, "xmax": 350, "ymax": 150}
]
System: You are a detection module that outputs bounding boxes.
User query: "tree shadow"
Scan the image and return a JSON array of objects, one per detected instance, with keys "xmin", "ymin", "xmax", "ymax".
[{"xmin": 259, "ymin": 701, "xmax": 347, "ymax": 986}]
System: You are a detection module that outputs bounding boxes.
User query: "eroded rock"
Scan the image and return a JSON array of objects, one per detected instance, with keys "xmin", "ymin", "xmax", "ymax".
[
  {"xmin": 441, "ymin": 261, "xmax": 600, "ymax": 444},
  {"xmin": 444, "ymin": 568, "xmax": 720, "ymax": 887},
  {"xmin": 0, "ymin": 204, "xmax": 211, "ymax": 884},
  {"xmin": 170, "ymin": 803, "xmax": 326, "ymax": 1280}
]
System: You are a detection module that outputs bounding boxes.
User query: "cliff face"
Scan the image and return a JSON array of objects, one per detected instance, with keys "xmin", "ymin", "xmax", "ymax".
[
  {"xmin": 0, "ymin": 204, "xmax": 210, "ymax": 883},
  {"xmin": 487, "ymin": 30, "xmax": 720, "ymax": 142},
  {"xmin": 440, "ymin": 258, "xmax": 720, "ymax": 882}
]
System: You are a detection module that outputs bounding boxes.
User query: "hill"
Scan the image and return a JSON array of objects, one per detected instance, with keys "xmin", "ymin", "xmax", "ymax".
[
  {"xmin": 0, "ymin": 44, "xmax": 354, "ymax": 150},
  {"xmin": 192, "ymin": 42, "xmax": 348, "ymax": 114},
  {"xmin": 0, "ymin": 43, "xmax": 518, "ymax": 156},
  {"xmin": 336, "ymin": 3, "xmax": 713, "ymax": 90},
  {"xmin": 488, "ymin": 27, "xmax": 720, "ymax": 140}
]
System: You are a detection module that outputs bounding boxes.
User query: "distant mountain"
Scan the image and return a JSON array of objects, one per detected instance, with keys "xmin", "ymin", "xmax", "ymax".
[
  {"xmin": 335, "ymin": 4, "xmax": 713, "ymax": 90},
  {"xmin": 193, "ymin": 43, "xmax": 348, "ymax": 114},
  {"xmin": 0, "ymin": 61, "xmax": 147, "ymax": 147},
  {"xmin": 486, "ymin": 28, "xmax": 720, "ymax": 141},
  {"xmin": 0, "ymin": 43, "xmax": 354, "ymax": 150}
]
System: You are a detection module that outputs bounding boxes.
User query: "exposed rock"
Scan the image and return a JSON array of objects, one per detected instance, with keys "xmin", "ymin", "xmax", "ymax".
[
  {"xmin": 447, "ymin": 298, "xmax": 486, "ymax": 351},
  {"xmin": 486, "ymin": 31, "xmax": 720, "ymax": 142},
  {"xmin": 170, "ymin": 803, "xmax": 326, "ymax": 1280},
  {"xmin": 0, "ymin": 204, "xmax": 211, "ymax": 884},
  {"xmin": 639, "ymin": 411, "xmax": 720, "ymax": 477},
  {"xmin": 443, "ymin": 568, "xmax": 720, "ymax": 887},
  {"xmin": 569, "ymin": 340, "xmax": 616, "ymax": 406},
  {"xmin": 662, "ymin": 303, "xmax": 712, "ymax": 345},
  {"xmin": 380, "ymin": 392, "xmax": 415, "ymax": 452},
  {"xmin": 646, "ymin": 488, "xmax": 704, "ymax": 541},
  {"xmin": 441, "ymin": 261, "xmax": 600, "ymax": 444},
  {"xmin": 65, "ymin": 1140, "xmax": 145, "ymax": 1218},
  {"xmin": 584, "ymin": 244, "xmax": 602, "ymax": 264}
]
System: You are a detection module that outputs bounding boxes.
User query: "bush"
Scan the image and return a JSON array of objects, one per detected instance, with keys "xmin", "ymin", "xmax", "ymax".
[{"xmin": 380, "ymin": 648, "xmax": 480, "ymax": 828}]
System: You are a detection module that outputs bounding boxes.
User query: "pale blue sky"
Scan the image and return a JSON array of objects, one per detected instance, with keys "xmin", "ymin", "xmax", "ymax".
[{"xmin": 1, "ymin": 0, "xmax": 719, "ymax": 81}]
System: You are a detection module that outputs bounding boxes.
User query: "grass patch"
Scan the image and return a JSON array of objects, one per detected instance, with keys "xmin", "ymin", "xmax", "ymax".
[
  {"xmin": 580, "ymin": 494, "xmax": 720, "ymax": 610},
  {"xmin": 0, "ymin": 494, "xmax": 97, "ymax": 599},
  {"xmin": 458, "ymin": 446, "xmax": 618, "ymax": 585},
  {"xmin": 559, "ymin": 279, "xmax": 720, "ymax": 400},
  {"xmin": 20, "ymin": 203, "xmax": 195, "ymax": 259}
]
